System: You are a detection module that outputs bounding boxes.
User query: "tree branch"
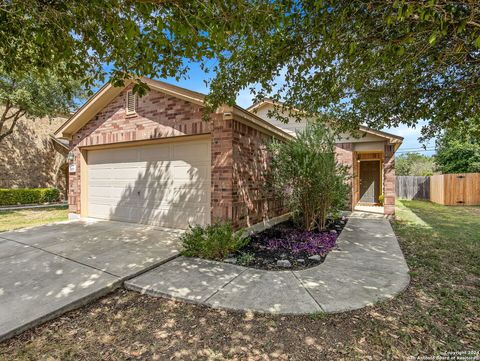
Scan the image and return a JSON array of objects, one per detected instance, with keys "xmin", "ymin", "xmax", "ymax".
[
  {"xmin": 0, "ymin": 109, "xmax": 25, "ymax": 143},
  {"xmin": 0, "ymin": 100, "xmax": 12, "ymax": 131}
]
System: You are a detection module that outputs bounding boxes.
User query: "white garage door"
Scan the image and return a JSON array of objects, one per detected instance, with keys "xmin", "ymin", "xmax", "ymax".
[{"xmin": 87, "ymin": 139, "xmax": 211, "ymax": 229}]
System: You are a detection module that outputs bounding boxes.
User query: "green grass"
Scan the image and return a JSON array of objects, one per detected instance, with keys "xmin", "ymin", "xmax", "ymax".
[
  {"xmin": 358, "ymin": 200, "xmax": 480, "ymax": 357},
  {"xmin": 0, "ymin": 206, "xmax": 69, "ymax": 232}
]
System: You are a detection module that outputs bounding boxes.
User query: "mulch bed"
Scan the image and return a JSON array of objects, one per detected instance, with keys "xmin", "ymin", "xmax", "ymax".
[{"xmin": 230, "ymin": 217, "xmax": 347, "ymax": 270}]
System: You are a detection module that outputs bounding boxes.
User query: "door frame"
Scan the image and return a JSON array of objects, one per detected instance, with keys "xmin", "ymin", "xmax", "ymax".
[{"xmin": 357, "ymin": 159, "xmax": 383, "ymax": 205}]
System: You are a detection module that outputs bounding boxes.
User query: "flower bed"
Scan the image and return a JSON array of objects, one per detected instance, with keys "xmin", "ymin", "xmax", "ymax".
[{"xmin": 227, "ymin": 216, "xmax": 347, "ymax": 270}]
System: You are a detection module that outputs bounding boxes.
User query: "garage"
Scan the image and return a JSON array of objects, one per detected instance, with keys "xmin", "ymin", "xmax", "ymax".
[{"xmin": 86, "ymin": 138, "xmax": 211, "ymax": 229}]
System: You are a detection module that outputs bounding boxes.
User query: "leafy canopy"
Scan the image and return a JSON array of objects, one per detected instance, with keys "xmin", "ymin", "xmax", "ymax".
[
  {"xmin": 0, "ymin": 71, "xmax": 84, "ymax": 143},
  {"xmin": 268, "ymin": 122, "xmax": 350, "ymax": 231},
  {"xmin": 204, "ymin": 1, "xmax": 480, "ymax": 140},
  {"xmin": 435, "ymin": 123, "xmax": 480, "ymax": 173},
  {"xmin": 396, "ymin": 153, "xmax": 436, "ymax": 176},
  {"xmin": 2, "ymin": 1, "xmax": 479, "ymax": 139}
]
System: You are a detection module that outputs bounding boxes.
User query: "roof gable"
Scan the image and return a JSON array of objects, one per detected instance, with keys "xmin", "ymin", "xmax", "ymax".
[
  {"xmin": 55, "ymin": 78, "xmax": 205, "ymax": 139},
  {"xmin": 247, "ymin": 100, "xmax": 403, "ymax": 145}
]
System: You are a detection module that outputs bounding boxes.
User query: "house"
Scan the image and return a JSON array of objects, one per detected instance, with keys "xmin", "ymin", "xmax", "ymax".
[
  {"xmin": 55, "ymin": 79, "xmax": 402, "ymax": 230},
  {"xmin": 248, "ymin": 99, "xmax": 403, "ymax": 216},
  {"xmin": 0, "ymin": 113, "xmax": 69, "ymax": 197}
]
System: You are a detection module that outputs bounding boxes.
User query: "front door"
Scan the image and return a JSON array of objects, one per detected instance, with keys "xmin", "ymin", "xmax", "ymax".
[{"xmin": 359, "ymin": 160, "xmax": 381, "ymax": 203}]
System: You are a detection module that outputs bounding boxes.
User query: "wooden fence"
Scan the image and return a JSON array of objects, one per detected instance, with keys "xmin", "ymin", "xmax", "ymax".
[
  {"xmin": 396, "ymin": 176, "xmax": 430, "ymax": 200},
  {"xmin": 430, "ymin": 173, "xmax": 480, "ymax": 206}
]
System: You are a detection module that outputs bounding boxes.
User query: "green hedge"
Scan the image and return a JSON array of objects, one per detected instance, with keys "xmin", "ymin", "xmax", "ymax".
[{"xmin": 0, "ymin": 188, "xmax": 60, "ymax": 206}]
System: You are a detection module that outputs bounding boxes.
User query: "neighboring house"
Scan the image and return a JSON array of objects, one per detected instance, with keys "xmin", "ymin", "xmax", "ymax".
[
  {"xmin": 0, "ymin": 113, "xmax": 69, "ymax": 197},
  {"xmin": 55, "ymin": 79, "xmax": 402, "ymax": 230},
  {"xmin": 248, "ymin": 99, "xmax": 403, "ymax": 216}
]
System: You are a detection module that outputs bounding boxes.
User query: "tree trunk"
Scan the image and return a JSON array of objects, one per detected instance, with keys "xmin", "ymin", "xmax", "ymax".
[{"xmin": 0, "ymin": 103, "xmax": 25, "ymax": 143}]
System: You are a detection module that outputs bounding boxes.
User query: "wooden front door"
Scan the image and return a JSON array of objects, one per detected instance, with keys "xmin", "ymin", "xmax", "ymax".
[{"xmin": 359, "ymin": 160, "xmax": 381, "ymax": 203}]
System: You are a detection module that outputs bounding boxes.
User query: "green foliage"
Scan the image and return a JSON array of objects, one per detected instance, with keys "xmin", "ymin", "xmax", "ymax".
[
  {"xmin": 0, "ymin": 188, "xmax": 60, "ymax": 206},
  {"xmin": 0, "ymin": 71, "xmax": 85, "ymax": 142},
  {"xmin": 2, "ymin": 2, "xmax": 479, "ymax": 138},
  {"xmin": 0, "ymin": 1, "xmax": 235, "ymax": 92},
  {"xmin": 378, "ymin": 194, "xmax": 385, "ymax": 206},
  {"xmin": 309, "ymin": 311, "xmax": 328, "ymax": 321},
  {"xmin": 181, "ymin": 222, "xmax": 250, "ymax": 260},
  {"xmin": 436, "ymin": 142, "xmax": 480, "ymax": 174},
  {"xmin": 201, "ymin": 1, "xmax": 480, "ymax": 140},
  {"xmin": 268, "ymin": 122, "xmax": 350, "ymax": 231},
  {"xmin": 396, "ymin": 153, "xmax": 436, "ymax": 176},
  {"xmin": 435, "ymin": 123, "xmax": 480, "ymax": 174},
  {"xmin": 237, "ymin": 252, "xmax": 255, "ymax": 266}
]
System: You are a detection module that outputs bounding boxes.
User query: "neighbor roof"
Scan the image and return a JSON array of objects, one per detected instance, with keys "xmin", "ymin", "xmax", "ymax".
[{"xmin": 246, "ymin": 99, "xmax": 403, "ymax": 146}]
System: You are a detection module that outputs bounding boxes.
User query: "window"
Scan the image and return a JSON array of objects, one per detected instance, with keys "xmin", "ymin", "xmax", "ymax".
[{"xmin": 126, "ymin": 90, "xmax": 136, "ymax": 114}]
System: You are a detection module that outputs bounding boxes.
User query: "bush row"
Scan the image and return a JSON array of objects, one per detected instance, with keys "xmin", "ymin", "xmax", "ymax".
[{"xmin": 0, "ymin": 188, "xmax": 61, "ymax": 206}]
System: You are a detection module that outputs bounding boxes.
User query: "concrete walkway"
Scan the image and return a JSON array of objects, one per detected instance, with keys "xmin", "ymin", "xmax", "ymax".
[
  {"xmin": 0, "ymin": 220, "xmax": 182, "ymax": 342},
  {"xmin": 125, "ymin": 211, "xmax": 410, "ymax": 314}
]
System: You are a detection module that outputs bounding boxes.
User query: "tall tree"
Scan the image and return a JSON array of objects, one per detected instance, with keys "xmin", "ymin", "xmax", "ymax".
[
  {"xmin": 0, "ymin": 71, "xmax": 84, "ymax": 143},
  {"xmin": 204, "ymin": 1, "xmax": 480, "ymax": 140},
  {"xmin": 2, "ymin": 1, "xmax": 479, "ymax": 139},
  {"xmin": 435, "ymin": 123, "xmax": 480, "ymax": 173}
]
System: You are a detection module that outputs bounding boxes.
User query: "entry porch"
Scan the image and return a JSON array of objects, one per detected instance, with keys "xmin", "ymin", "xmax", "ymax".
[{"xmin": 351, "ymin": 149, "xmax": 395, "ymax": 216}]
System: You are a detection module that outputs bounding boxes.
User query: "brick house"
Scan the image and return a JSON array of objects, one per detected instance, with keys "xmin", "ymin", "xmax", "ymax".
[
  {"xmin": 248, "ymin": 99, "xmax": 403, "ymax": 216},
  {"xmin": 55, "ymin": 78, "xmax": 402, "ymax": 229}
]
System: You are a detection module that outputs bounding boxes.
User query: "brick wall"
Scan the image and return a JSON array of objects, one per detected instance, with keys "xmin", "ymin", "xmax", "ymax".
[
  {"xmin": 210, "ymin": 116, "xmax": 234, "ymax": 223},
  {"xmin": 0, "ymin": 114, "xmax": 67, "ymax": 196},
  {"xmin": 231, "ymin": 120, "xmax": 285, "ymax": 228},
  {"xmin": 383, "ymin": 143, "xmax": 396, "ymax": 215},
  {"xmin": 68, "ymin": 86, "xmax": 212, "ymax": 214},
  {"xmin": 335, "ymin": 143, "xmax": 354, "ymax": 211}
]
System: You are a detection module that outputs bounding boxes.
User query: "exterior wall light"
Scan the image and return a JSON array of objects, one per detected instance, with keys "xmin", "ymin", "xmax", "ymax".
[{"xmin": 67, "ymin": 151, "xmax": 76, "ymax": 163}]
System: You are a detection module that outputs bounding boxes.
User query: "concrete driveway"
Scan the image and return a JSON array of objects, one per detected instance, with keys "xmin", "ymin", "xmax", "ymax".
[{"xmin": 0, "ymin": 219, "xmax": 182, "ymax": 342}]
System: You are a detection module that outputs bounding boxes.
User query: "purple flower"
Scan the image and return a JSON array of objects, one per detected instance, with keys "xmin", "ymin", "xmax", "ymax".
[{"xmin": 264, "ymin": 229, "xmax": 337, "ymax": 255}]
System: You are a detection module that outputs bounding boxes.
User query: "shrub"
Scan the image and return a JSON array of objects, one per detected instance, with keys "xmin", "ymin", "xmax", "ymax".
[
  {"xmin": 237, "ymin": 252, "xmax": 255, "ymax": 266},
  {"xmin": 0, "ymin": 188, "xmax": 60, "ymax": 206},
  {"xmin": 268, "ymin": 122, "xmax": 350, "ymax": 231},
  {"xmin": 378, "ymin": 194, "xmax": 385, "ymax": 205},
  {"xmin": 181, "ymin": 222, "xmax": 250, "ymax": 260}
]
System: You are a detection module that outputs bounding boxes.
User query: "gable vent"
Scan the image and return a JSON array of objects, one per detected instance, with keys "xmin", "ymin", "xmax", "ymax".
[{"xmin": 126, "ymin": 90, "xmax": 136, "ymax": 114}]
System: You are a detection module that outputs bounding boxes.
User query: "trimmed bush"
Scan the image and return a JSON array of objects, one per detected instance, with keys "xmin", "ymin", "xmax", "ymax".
[
  {"xmin": 181, "ymin": 222, "xmax": 250, "ymax": 260},
  {"xmin": 0, "ymin": 188, "xmax": 61, "ymax": 206}
]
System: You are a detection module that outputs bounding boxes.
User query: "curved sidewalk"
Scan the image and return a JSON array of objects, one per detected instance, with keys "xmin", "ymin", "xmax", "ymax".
[{"xmin": 125, "ymin": 211, "xmax": 410, "ymax": 314}]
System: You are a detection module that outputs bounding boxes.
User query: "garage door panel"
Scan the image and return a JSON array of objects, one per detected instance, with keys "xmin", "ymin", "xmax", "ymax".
[
  {"xmin": 87, "ymin": 139, "xmax": 210, "ymax": 229},
  {"xmin": 138, "ymin": 143, "xmax": 172, "ymax": 161},
  {"xmin": 89, "ymin": 147, "xmax": 139, "ymax": 164},
  {"xmin": 90, "ymin": 188, "xmax": 208, "ymax": 208},
  {"xmin": 173, "ymin": 141, "xmax": 210, "ymax": 161},
  {"xmin": 171, "ymin": 188, "xmax": 209, "ymax": 204},
  {"xmin": 173, "ymin": 164, "xmax": 208, "ymax": 181}
]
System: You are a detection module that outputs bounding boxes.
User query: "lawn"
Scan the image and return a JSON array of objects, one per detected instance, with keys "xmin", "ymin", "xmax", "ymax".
[
  {"xmin": 0, "ymin": 201, "xmax": 478, "ymax": 360},
  {"xmin": 0, "ymin": 206, "xmax": 69, "ymax": 232}
]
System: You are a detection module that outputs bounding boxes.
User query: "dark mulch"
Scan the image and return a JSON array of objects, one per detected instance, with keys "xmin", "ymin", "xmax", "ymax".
[{"xmin": 232, "ymin": 217, "xmax": 347, "ymax": 270}]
